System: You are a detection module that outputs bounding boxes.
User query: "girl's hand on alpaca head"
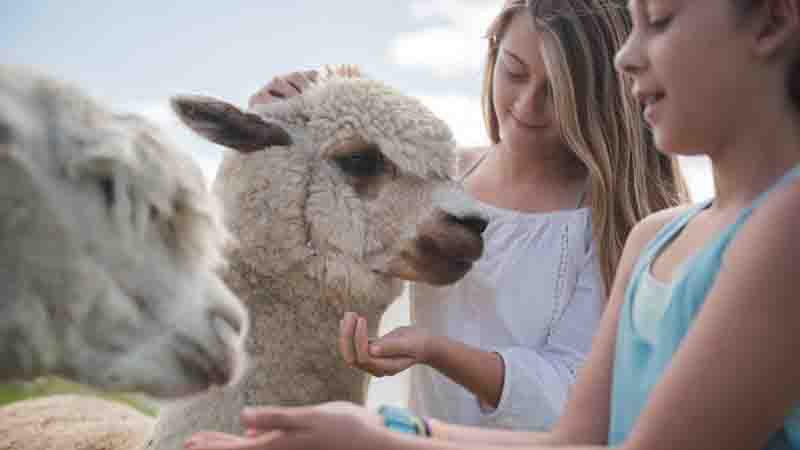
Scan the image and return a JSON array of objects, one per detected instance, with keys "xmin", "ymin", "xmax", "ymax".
[
  {"xmin": 339, "ymin": 312, "xmax": 437, "ymax": 377},
  {"xmin": 184, "ymin": 402, "xmax": 386, "ymax": 450},
  {"xmin": 248, "ymin": 70, "xmax": 318, "ymax": 108}
]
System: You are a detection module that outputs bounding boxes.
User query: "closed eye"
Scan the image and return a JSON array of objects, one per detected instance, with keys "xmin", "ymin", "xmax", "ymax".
[
  {"xmin": 501, "ymin": 59, "xmax": 527, "ymax": 80},
  {"xmin": 648, "ymin": 15, "xmax": 672, "ymax": 30},
  {"xmin": 333, "ymin": 146, "xmax": 385, "ymax": 177}
]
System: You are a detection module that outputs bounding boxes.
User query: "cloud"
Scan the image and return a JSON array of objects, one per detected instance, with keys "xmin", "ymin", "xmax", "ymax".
[
  {"xmin": 115, "ymin": 99, "xmax": 223, "ymax": 187},
  {"xmin": 389, "ymin": 0, "xmax": 503, "ymax": 78},
  {"xmin": 412, "ymin": 92, "xmax": 489, "ymax": 148},
  {"xmin": 115, "ymin": 99, "xmax": 178, "ymax": 127}
]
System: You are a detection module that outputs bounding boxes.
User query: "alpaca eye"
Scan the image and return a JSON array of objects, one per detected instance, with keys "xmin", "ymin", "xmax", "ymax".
[
  {"xmin": 334, "ymin": 147, "xmax": 384, "ymax": 177},
  {"xmin": 98, "ymin": 176, "xmax": 115, "ymax": 208}
]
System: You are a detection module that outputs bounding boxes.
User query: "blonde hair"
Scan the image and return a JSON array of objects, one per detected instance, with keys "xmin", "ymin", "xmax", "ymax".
[{"xmin": 482, "ymin": 0, "xmax": 689, "ymax": 294}]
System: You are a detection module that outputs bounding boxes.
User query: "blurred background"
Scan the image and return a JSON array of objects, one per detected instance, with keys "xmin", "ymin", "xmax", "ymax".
[{"xmin": 1, "ymin": 0, "xmax": 713, "ymax": 412}]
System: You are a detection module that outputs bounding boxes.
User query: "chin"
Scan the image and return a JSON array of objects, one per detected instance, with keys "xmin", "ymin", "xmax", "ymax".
[
  {"xmin": 653, "ymin": 128, "xmax": 709, "ymax": 157},
  {"xmin": 503, "ymin": 131, "xmax": 561, "ymax": 153}
]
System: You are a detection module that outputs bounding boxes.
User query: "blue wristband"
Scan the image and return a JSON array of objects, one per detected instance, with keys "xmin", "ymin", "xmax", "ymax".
[{"xmin": 377, "ymin": 405, "xmax": 431, "ymax": 437}]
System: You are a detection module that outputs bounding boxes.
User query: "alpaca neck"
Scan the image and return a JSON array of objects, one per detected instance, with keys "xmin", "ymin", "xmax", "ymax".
[{"xmin": 223, "ymin": 256, "xmax": 391, "ymax": 405}]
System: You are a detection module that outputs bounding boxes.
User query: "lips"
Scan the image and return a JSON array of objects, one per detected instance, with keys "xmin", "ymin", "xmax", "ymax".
[
  {"xmin": 634, "ymin": 89, "xmax": 665, "ymax": 123},
  {"xmin": 509, "ymin": 111, "xmax": 548, "ymax": 129}
]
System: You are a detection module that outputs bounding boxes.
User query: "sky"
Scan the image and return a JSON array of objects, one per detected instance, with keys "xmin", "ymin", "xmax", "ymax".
[{"xmin": 1, "ymin": 1, "xmax": 713, "ymax": 201}]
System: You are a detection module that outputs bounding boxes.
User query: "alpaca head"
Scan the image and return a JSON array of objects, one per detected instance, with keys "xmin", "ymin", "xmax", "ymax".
[
  {"xmin": 172, "ymin": 66, "xmax": 487, "ymax": 313},
  {"xmin": 0, "ymin": 66, "xmax": 249, "ymax": 397}
]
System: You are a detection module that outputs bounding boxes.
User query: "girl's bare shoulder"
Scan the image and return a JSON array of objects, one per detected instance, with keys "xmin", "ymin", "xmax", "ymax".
[{"xmin": 628, "ymin": 204, "xmax": 696, "ymax": 249}]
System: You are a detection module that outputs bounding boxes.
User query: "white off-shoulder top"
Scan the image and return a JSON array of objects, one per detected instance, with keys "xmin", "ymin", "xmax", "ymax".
[{"xmin": 408, "ymin": 180, "xmax": 604, "ymax": 431}]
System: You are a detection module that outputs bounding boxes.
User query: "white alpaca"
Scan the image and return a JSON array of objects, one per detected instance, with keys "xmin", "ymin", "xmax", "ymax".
[
  {"xmin": 0, "ymin": 65, "xmax": 249, "ymax": 398},
  {"xmin": 0, "ymin": 66, "xmax": 487, "ymax": 450}
]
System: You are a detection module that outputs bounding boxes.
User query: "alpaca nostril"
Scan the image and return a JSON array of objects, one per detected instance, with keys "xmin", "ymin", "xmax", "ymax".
[
  {"xmin": 449, "ymin": 214, "xmax": 488, "ymax": 235},
  {"xmin": 208, "ymin": 299, "xmax": 247, "ymax": 339}
]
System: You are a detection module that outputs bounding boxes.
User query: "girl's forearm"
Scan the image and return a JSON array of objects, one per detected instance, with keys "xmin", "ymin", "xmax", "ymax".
[
  {"xmin": 424, "ymin": 336, "xmax": 506, "ymax": 409},
  {"xmin": 429, "ymin": 419, "xmax": 559, "ymax": 445},
  {"xmin": 390, "ymin": 429, "xmax": 606, "ymax": 450}
]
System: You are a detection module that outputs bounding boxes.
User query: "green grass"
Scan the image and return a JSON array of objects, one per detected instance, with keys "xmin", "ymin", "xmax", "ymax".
[{"xmin": 0, "ymin": 376, "xmax": 158, "ymax": 417}]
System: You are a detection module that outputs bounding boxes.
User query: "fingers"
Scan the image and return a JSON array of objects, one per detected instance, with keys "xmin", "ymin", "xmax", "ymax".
[
  {"xmin": 339, "ymin": 312, "xmax": 358, "ymax": 366},
  {"xmin": 339, "ymin": 313, "xmax": 418, "ymax": 376},
  {"xmin": 239, "ymin": 406, "xmax": 310, "ymax": 432},
  {"xmin": 368, "ymin": 356, "xmax": 417, "ymax": 376},
  {"xmin": 185, "ymin": 430, "xmax": 281, "ymax": 450},
  {"xmin": 354, "ymin": 316, "xmax": 372, "ymax": 366},
  {"xmin": 284, "ymin": 70, "xmax": 317, "ymax": 93},
  {"xmin": 369, "ymin": 332, "xmax": 413, "ymax": 359},
  {"xmin": 248, "ymin": 70, "xmax": 318, "ymax": 108},
  {"xmin": 248, "ymin": 82, "xmax": 277, "ymax": 108},
  {"xmin": 249, "ymin": 77, "xmax": 295, "ymax": 106},
  {"xmin": 353, "ymin": 317, "xmax": 416, "ymax": 376}
]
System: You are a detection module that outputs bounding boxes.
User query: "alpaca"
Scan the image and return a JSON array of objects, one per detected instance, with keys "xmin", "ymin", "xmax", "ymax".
[
  {"xmin": 0, "ymin": 66, "xmax": 487, "ymax": 450},
  {"xmin": 0, "ymin": 65, "xmax": 249, "ymax": 398}
]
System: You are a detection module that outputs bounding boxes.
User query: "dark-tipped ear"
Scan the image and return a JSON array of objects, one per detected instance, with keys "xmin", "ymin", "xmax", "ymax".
[{"xmin": 170, "ymin": 95, "xmax": 292, "ymax": 153}]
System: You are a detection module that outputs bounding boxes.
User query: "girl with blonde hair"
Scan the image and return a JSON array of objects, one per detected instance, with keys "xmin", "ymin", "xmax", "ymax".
[{"xmin": 338, "ymin": 0, "xmax": 686, "ymax": 431}]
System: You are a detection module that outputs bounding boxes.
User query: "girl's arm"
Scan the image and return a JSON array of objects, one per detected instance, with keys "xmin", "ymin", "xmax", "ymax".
[
  {"xmin": 612, "ymin": 184, "xmax": 800, "ymax": 450},
  {"xmin": 421, "ymin": 245, "xmax": 602, "ymax": 429}
]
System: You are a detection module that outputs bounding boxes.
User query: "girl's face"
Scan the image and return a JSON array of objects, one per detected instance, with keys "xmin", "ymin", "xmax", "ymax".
[
  {"xmin": 493, "ymin": 12, "xmax": 565, "ymax": 157},
  {"xmin": 615, "ymin": 0, "xmax": 756, "ymax": 155}
]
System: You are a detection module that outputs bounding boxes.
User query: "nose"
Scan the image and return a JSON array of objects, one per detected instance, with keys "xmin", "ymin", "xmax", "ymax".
[
  {"xmin": 515, "ymin": 78, "xmax": 550, "ymax": 116},
  {"xmin": 447, "ymin": 213, "xmax": 488, "ymax": 235},
  {"xmin": 614, "ymin": 33, "xmax": 646, "ymax": 76}
]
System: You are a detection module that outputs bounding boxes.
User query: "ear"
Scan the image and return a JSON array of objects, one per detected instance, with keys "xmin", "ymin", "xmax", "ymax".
[
  {"xmin": 170, "ymin": 95, "xmax": 292, "ymax": 153},
  {"xmin": 752, "ymin": 0, "xmax": 800, "ymax": 58}
]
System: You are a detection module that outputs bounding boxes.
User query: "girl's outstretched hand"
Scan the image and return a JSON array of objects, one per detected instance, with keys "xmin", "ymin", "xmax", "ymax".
[
  {"xmin": 184, "ymin": 402, "xmax": 386, "ymax": 450},
  {"xmin": 339, "ymin": 312, "xmax": 437, "ymax": 377}
]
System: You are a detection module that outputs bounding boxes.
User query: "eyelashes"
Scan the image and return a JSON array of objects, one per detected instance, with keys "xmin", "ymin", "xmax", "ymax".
[
  {"xmin": 648, "ymin": 14, "xmax": 673, "ymax": 31},
  {"xmin": 499, "ymin": 55, "xmax": 527, "ymax": 81}
]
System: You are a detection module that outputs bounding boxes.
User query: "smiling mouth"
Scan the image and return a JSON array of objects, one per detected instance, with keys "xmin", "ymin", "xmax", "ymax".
[
  {"xmin": 640, "ymin": 92, "xmax": 665, "ymax": 110},
  {"xmin": 510, "ymin": 112, "xmax": 547, "ymax": 129}
]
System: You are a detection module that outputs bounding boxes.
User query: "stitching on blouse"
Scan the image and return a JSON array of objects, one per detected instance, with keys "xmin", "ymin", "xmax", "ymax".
[{"xmin": 546, "ymin": 223, "xmax": 569, "ymax": 341}]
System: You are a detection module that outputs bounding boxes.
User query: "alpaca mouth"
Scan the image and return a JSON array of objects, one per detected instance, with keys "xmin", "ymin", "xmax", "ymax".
[
  {"xmin": 367, "ymin": 226, "xmax": 483, "ymax": 286},
  {"xmin": 369, "ymin": 255, "xmax": 473, "ymax": 286},
  {"xmin": 170, "ymin": 333, "xmax": 232, "ymax": 395}
]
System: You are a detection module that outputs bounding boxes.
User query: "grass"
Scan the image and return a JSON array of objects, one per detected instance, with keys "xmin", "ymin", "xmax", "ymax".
[{"xmin": 0, "ymin": 376, "xmax": 158, "ymax": 417}]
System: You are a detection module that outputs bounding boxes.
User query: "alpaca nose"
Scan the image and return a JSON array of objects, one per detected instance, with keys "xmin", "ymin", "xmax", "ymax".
[{"xmin": 448, "ymin": 214, "xmax": 488, "ymax": 235}]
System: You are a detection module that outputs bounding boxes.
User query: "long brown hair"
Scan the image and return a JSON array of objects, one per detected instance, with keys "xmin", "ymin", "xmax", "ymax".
[{"xmin": 482, "ymin": 0, "xmax": 689, "ymax": 294}]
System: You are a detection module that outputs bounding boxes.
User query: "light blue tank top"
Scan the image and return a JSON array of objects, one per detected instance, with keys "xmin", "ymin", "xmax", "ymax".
[{"xmin": 609, "ymin": 165, "xmax": 800, "ymax": 449}]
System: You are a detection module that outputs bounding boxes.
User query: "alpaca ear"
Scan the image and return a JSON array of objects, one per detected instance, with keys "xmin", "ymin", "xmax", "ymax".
[{"xmin": 171, "ymin": 95, "xmax": 292, "ymax": 153}]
